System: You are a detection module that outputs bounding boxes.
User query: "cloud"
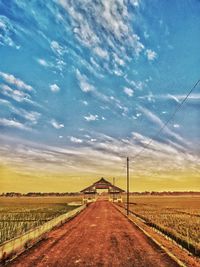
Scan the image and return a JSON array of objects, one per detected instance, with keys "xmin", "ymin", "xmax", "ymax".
[
  {"xmin": 70, "ymin": 136, "xmax": 83, "ymax": 143},
  {"xmin": 124, "ymin": 87, "xmax": 134, "ymax": 97},
  {"xmin": 76, "ymin": 69, "xmax": 94, "ymax": 92},
  {"xmin": 84, "ymin": 114, "xmax": 98, "ymax": 121},
  {"xmin": 0, "ymin": 99, "xmax": 10, "ymax": 106},
  {"xmin": 58, "ymin": 0, "xmax": 145, "ymax": 70},
  {"xmin": 0, "ymin": 72, "xmax": 32, "ymax": 91},
  {"xmin": 139, "ymin": 106, "xmax": 186, "ymax": 145},
  {"xmin": 131, "ymin": 131, "xmax": 186, "ymax": 155},
  {"xmin": 167, "ymin": 94, "xmax": 181, "ymax": 103},
  {"xmin": 130, "ymin": 0, "xmax": 140, "ymax": 7},
  {"xmin": 93, "ymin": 47, "xmax": 109, "ymax": 60},
  {"xmin": 50, "ymin": 41, "xmax": 64, "ymax": 55},
  {"xmin": 0, "ymin": 131, "xmax": 199, "ymax": 180},
  {"xmin": 141, "ymin": 93, "xmax": 200, "ymax": 104},
  {"xmin": 82, "ymin": 100, "xmax": 88, "ymax": 106},
  {"xmin": 50, "ymin": 84, "xmax": 60, "ymax": 92},
  {"xmin": 50, "ymin": 119, "xmax": 64, "ymax": 129},
  {"xmin": 12, "ymin": 108, "xmax": 41, "ymax": 125},
  {"xmin": 37, "ymin": 58, "xmax": 51, "ymax": 67},
  {"xmin": 0, "ymin": 84, "xmax": 31, "ymax": 102},
  {"xmin": 0, "ymin": 118, "xmax": 31, "ymax": 131},
  {"xmin": 146, "ymin": 49, "xmax": 157, "ymax": 61},
  {"xmin": 0, "ymin": 16, "xmax": 20, "ymax": 49},
  {"xmin": 125, "ymin": 77, "xmax": 146, "ymax": 91},
  {"xmin": 173, "ymin": 124, "xmax": 180, "ymax": 128}
]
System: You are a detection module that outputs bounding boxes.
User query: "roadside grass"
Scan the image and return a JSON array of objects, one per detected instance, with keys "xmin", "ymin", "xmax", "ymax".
[
  {"xmin": 0, "ymin": 196, "xmax": 82, "ymax": 244},
  {"xmin": 122, "ymin": 195, "xmax": 200, "ymax": 255}
]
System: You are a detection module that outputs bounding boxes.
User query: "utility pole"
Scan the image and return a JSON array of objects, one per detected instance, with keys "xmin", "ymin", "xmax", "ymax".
[
  {"xmin": 127, "ymin": 157, "xmax": 129, "ymax": 216},
  {"xmin": 113, "ymin": 177, "xmax": 115, "ymax": 202}
]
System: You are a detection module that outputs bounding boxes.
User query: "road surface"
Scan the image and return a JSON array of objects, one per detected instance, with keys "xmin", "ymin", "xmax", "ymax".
[{"xmin": 8, "ymin": 200, "xmax": 179, "ymax": 267}]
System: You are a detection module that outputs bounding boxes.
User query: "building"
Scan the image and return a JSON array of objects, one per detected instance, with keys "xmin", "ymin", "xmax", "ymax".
[{"xmin": 81, "ymin": 177, "xmax": 124, "ymax": 203}]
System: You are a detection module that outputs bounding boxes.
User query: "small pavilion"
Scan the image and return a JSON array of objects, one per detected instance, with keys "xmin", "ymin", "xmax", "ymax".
[{"xmin": 81, "ymin": 177, "xmax": 124, "ymax": 203}]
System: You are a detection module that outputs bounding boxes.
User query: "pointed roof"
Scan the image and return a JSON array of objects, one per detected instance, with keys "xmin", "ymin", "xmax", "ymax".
[{"xmin": 81, "ymin": 177, "xmax": 124, "ymax": 193}]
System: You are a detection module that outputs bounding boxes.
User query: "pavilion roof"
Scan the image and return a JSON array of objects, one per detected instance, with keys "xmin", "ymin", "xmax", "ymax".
[{"xmin": 80, "ymin": 177, "xmax": 124, "ymax": 193}]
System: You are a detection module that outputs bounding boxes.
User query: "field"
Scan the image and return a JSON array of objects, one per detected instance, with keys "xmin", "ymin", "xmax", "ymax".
[
  {"xmin": 0, "ymin": 196, "xmax": 82, "ymax": 245},
  {"xmin": 123, "ymin": 195, "xmax": 200, "ymax": 255}
]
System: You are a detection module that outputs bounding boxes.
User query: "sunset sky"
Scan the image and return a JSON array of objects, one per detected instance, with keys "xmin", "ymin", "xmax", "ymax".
[{"xmin": 0, "ymin": 0, "xmax": 200, "ymax": 193}]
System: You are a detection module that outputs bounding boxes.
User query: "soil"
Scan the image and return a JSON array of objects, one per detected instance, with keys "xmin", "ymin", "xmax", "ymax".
[{"xmin": 7, "ymin": 200, "xmax": 180, "ymax": 267}]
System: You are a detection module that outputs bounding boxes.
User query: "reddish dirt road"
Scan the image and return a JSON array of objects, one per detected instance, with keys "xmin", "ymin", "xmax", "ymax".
[{"xmin": 8, "ymin": 200, "xmax": 179, "ymax": 267}]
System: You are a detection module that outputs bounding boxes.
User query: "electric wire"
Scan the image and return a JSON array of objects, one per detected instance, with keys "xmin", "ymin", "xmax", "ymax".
[{"xmin": 130, "ymin": 79, "xmax": 200, "ymax": 161}]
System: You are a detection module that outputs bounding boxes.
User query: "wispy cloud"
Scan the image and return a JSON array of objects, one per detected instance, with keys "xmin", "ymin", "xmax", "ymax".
[
  {"xmin": 124, "ymin": 87, "xmax": 134, "ymax": 97},
  {"xmin": 50, "ymin": 41, "xmax": 64, "ymax": 56},
  {"xmin": 70, "ymin": 136, "xmax": 83, "ymax": 144},
  {"xmin": 93, "ymin": 46, "xmax": 109, "ymax": 60},
  {"xmin": 58, "ymin": 0, "xmax": 145, "ymax": 71},
  {"xmin": 139, "ymin": 106, "xmax": 187, "ymax": 145},
  {"xmin": 50, "ymin": 119, "xmax": 64, "ymax": 129},
  {"xmin": 76, "ymin": 69, "xmax": 94, "ymax": 92},
  {"xmin": 0, "ymin": 72, "xmax": 32, "ymax": 91},
  {"xmin": 12, "ymin": 108, "xmax": 41, "ymax": 125},
  {"xmin": 0, "ymin": 15, "xmax": 20, "ymax": 49},
  {"xmin": 0, "ymin": 118, "xmax": 32, "ymax": 131},
  {"xmin": 37, "ymin": 58, "xmax": 52, "ymax": 68},
  {"xmin": 0, "ymin": 84, "xmax": 31, "ymax": 102},
  {"xmin": 84, "ymin": 114, "xmax": 98, "ymax": 122}
]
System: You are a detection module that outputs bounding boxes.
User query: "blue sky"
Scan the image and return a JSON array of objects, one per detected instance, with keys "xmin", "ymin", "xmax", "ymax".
[{"xmin": 0, "ymin": 0, "xmax": 200, "ymax": 192}]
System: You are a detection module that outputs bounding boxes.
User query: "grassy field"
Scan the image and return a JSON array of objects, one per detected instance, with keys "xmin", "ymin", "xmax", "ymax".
[
  {"xmin": 0, "ymin": 196, "xmax": 82, "ymax": 244},
  {"xmin": 123, "ymin": 195, "xmax": 200, "ymax": 254}
]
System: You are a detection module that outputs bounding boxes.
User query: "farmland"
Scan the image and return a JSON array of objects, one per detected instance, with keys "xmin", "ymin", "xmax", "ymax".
[
  {"xmin": 123, "ymin": 195, "xmax": 200, "ymax": 255},
  {"xmin": 0, "ymin": 196, "xmax": 82, "ymax": 244}
]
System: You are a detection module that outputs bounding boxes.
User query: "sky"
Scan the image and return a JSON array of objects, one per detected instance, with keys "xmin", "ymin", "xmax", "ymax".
[{"xmin": 0, "ymin": 0, "xmax": 200, "ymax": 193}]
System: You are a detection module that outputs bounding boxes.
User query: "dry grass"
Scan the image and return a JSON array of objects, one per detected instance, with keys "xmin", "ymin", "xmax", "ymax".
[{"xmin": 123, "ymin": 195, "xmax": 200, "ymax": 254}]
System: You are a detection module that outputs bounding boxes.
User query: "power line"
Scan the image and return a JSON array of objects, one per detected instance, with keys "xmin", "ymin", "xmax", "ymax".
[{"xmin": 130, "ymin": 79, "xmax": 200, "ymax": 161}]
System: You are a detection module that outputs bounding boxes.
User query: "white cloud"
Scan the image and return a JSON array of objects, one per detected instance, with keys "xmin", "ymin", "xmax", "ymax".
[
  {"xmin": 0, "ymin": 84, "xmax": 31, "ymax": 102},
  {"xmin": 93, "ymin": 46, "xmax": 109, "ymax": 60},
  {"xmin": 76, "ymin": 69, "xmax": 94, "ymax": 92},
  {"xmin": 50, "ymin": 84, "xmax": 60, "ymax": 93},
  {"xmin": 0, "ymin": 72, "xmax": 32, "ymax": 91},
  {"xmin": 139, "ymin": 106, "xmax": 187, "ymax": 145},
  {"xmin": 167, "ymin": 94, "xmax": 181, "ymax": 103},
  {"xmin": 113, "ymin": 53, "xmax": 125, "ymax": 66},
  {"xmin": 58, "ymin": 0, "xmax": 145, "ymax": 69},
  {"xmin": 146, "ymin": 49, "xmax": 157, "ymax": 61},
  {"xmin": 0, "ymin": 99, "xmax": 10, "ymax": 105},
  {"xmin": 0, "ymin": 16, "xmax": 20, "ymax": 49},
  {"xmin": 82, "ymin": 100, "xmax": 88, "ymax": 106},
  {"xmin": 84, "ymin": 114, "xmax": 98, "ymax": 121},
  {"xmin": 37, "ymin": 58, "xmax": 51, "ymax": 67},
  {"xmin": 125, "ymin": 77, "xmax": 146, "ymax": 91},
  {"xmin": 147, "ymin": 93, "xmax": 200, "ymax": 103},
  {"xmin": 50, "ymin": 41, "xmax": 64, "ymax": 55},
  {"xmin": 124, "ymin": 87, "xmax": 134, "ymax": 97},
  {"xmin": 0, "ymin": 118, "xmax": 31, "ymax": 131},
  {"xmin": 130, "ymin": 0, "xmax": 140, "ymax": 7},
  {"xmin": 70, "ymin": 136, "xmax": 83, "ymax": 143},
  {"xmin": 12, "ymin": 108, "xmax": 41, "ymax": 125},
  {"xmin": 50, "ymin": 119, "xmax": 64, "ymax": 129},
  {"xmin": 0, "ymin": 131, "xmax": 198, "ymax": 178},
  {"xmin": 173, "ymin": 124, "xmax": 180, "ymax": 128}
]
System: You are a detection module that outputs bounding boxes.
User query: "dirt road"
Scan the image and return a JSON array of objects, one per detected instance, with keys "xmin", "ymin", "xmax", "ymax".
[{"xmin": 8, "ymin": 200, "xmax": 179, "ymax": 267}]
